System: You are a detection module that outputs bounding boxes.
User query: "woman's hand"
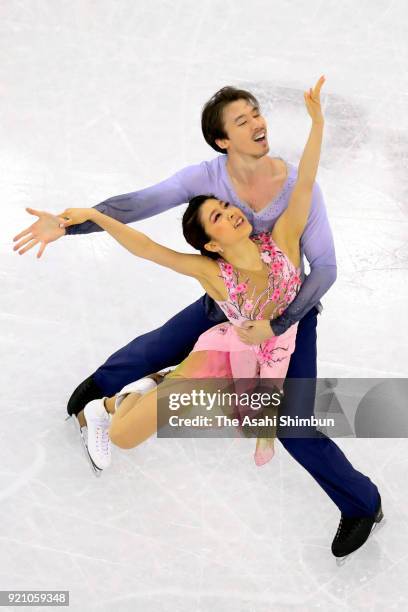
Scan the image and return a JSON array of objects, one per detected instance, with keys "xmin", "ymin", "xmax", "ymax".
[
  {"xmin": 304, "ymin": 75, "xmax": 325, "ymax": 123},
  {"xmin": 58, "ymin": 207, "xmax": 95, "ymax": 227}
]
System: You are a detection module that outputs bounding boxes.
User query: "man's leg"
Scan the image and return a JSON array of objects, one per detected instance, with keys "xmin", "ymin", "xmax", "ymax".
[
  {"xmin": 67, "ymin": 295, "xmax": 226, "ymax": 416},
  {"xmin": 277, "ymin": 307, "xmax": 380, "ymax": 517}
]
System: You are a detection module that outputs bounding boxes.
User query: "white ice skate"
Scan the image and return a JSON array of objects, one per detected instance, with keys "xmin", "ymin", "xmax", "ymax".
[
  {"xmin": 82, "ymin": 399, "xmax": 112, "ymax": 473},
  {"xmin": 67, "ymin": 371, "xmax": 170, "ymax": 476},
  {"xmin": 67, "ymin": 399, "xmax": 110, "ymax": 477},
  {"xmin": 71, "ymin": 410, "xmax": 104, "ymax": 477}
]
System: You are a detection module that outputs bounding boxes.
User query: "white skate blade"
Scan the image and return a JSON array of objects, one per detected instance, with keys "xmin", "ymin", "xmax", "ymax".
[
  {"xmin": 335, "ymin": 518, "xmax": 387, "ymax": 566},
  {"xmin": 70, "ymin": 414, "xmax": 103, "ymax": 477}
]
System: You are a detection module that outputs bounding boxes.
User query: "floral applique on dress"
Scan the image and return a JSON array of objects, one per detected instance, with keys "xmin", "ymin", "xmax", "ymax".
[{"xmin": 214, "ymin": 232, "xmax": 301, "ymax": 368}]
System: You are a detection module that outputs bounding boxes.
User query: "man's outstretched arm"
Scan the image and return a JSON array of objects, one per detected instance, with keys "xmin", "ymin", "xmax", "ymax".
[
  {"xmin": 64, "ymin": 162, "xmax": 210, "ymax": 234},
  {"xmin": 271, "ymin": 180, "xmax": 337, "ymax": 336},
  {"xmin": 12, "ymin": 162, "xmax": 210, "ymax": 257}
]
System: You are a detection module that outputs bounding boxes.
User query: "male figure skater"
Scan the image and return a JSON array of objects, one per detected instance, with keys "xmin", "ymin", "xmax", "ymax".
[{"xmin": 13, "ymin": 83, "xmax": 383, "ymax": 560}]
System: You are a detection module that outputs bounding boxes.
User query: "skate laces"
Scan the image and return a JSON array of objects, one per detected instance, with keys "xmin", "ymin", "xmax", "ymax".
[
  {"xmin": 335, "ymin": 515, "xmax": 365, "ymax": 541},
  {"xmin": 94, "ymin": 416, "xmax": 111, "ymax": 456}
]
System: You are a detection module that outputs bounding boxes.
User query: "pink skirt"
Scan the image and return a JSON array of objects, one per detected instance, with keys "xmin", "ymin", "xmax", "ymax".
[
  {"xmin": 168, "ymin": 321, "xmax": 298, "ymax": 382},
  {"xmin": 165, "ymin": 322, "xmax": 298, "ymax": 436}
]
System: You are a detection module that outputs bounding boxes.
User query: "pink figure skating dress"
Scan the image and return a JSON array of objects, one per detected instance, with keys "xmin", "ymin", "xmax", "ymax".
[{"xmin": 166, "ymin": 232, "xmax": 301, "ymax": 468}]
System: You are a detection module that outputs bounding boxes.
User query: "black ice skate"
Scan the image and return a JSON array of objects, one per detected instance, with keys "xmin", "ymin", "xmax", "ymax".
[
  {"xmin": 332, "ymin": 494, "xmax": 385, "ymax": 566},
  {"xmin": 66, "ymin": 374, "xmax": 104, "ymax": 417}
]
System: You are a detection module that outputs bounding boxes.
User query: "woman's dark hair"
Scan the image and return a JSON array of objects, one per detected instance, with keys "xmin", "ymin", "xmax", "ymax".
[
  {"xmin": 182, "ymin": 194, "xmax": 220, "ymax": 260},
  {"xmin": 201, "ymin": 86, "xmax": 260, "ymax": 154}
]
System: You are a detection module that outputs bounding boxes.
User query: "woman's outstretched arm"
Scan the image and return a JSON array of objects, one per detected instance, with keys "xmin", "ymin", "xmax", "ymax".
[
  {"xmin": 272, "ymin": 76, "xmax": 325, "ymax": 253},
  {"xmin": 59, "ymin": 207, "xmax": 216, "ymax": 280}
]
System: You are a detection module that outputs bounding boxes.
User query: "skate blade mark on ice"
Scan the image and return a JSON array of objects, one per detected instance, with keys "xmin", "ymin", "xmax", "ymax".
[
  {"xmin": 66, "ymin": 414, "xmax": 103, "ymax": 477},
  {"xmin": 335, "ymin": 511, "xmax": 386, "ymax": 566}
]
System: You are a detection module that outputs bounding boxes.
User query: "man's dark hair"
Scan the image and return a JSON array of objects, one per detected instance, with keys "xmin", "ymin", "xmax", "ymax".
[
  {"xmin": 182, "ymin": 194, "xmax": 220, "ymax": 260},
  {"xmin": 201, "ymin": 86, "xmax": 260, "ymax": 154}
]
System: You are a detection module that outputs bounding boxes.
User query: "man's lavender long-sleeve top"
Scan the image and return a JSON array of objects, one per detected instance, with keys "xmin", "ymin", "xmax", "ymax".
[{"xmin": 66, "ymin": 155, "xmax": 337, "ymax": 334}]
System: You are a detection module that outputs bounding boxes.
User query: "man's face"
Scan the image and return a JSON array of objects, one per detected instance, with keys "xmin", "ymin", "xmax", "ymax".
[
  {"xmin": 199, "ymin": 198, "xmax": 252, "ymax": 255},
  {"xmin": 215, "ymin": 99, "xmax": 269, "ymax": 157}
]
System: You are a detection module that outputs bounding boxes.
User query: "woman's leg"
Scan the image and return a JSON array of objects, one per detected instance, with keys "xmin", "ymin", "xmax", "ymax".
[
  {"xmin": 107, "ymin": 343, "xmax": 260, "ymax": 452},
  {"xmin": 108, "ymin": 388, "xmax": 158, "ymax": 449},
  {"xmin": 254, "ymin": 327, "xmax": 297, "ymax": 466},
  {"xmin": 107, "ymin": 352, "xmax": 215, "ymax": 449},
  {"xmin": 76, "ymin": 374, "xmax": 165, "ymax": 427}
]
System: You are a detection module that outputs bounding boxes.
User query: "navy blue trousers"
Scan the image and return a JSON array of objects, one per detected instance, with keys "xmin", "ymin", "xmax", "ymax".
[{"xmin": 93, "ymin": 296, "xmax": 380, "ymax": 517}]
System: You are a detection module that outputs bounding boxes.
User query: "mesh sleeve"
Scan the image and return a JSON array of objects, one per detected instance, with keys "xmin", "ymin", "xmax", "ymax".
[
  {"xmin": 271, "ymin": 180, "xmax": 337, "ymax": 335},
  {"xmin": 65, "ymin": 162, "xmax": 210, "ymax": 235}
]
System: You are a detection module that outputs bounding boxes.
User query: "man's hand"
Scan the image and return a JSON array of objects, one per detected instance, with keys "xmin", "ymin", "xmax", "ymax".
[
  {"xmin": 12, "ymin": 207, "xmax": 67, "ymax": 258},
  {"xmin": 235, "ymin": 319, "xmax": 274, "ymax": 345}
]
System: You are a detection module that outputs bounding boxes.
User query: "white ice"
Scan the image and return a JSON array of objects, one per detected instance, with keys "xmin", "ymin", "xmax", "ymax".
[{"xmin": 1, "ymin": 0, "xmax": 408, "ymax": 610}]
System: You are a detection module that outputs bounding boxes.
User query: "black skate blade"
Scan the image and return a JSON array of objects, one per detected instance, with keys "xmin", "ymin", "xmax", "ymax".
[
  {"xmin": 335, "ymin": 517, "xmax": 386, "ymax": 566},
  {"xmin": 70, "ymin": 414, "xmax": 103, "ymax": 478}
]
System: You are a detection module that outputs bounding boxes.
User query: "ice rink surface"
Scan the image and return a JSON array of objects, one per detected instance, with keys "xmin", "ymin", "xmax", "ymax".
[{"xmin": 1, "ymin": 0, "xmax": 408, "ymax": 610}]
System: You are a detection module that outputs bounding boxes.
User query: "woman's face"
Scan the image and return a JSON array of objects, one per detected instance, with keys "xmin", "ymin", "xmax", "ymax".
[{"xmin": 199, "ymin": 198, "xmax": 252, "ymax": 255}]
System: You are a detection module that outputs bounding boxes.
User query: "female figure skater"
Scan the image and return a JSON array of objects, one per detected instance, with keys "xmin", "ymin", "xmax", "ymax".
[{"xmin": 63, "ymin": 76, "xmax": 325, "ymax": 471}]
